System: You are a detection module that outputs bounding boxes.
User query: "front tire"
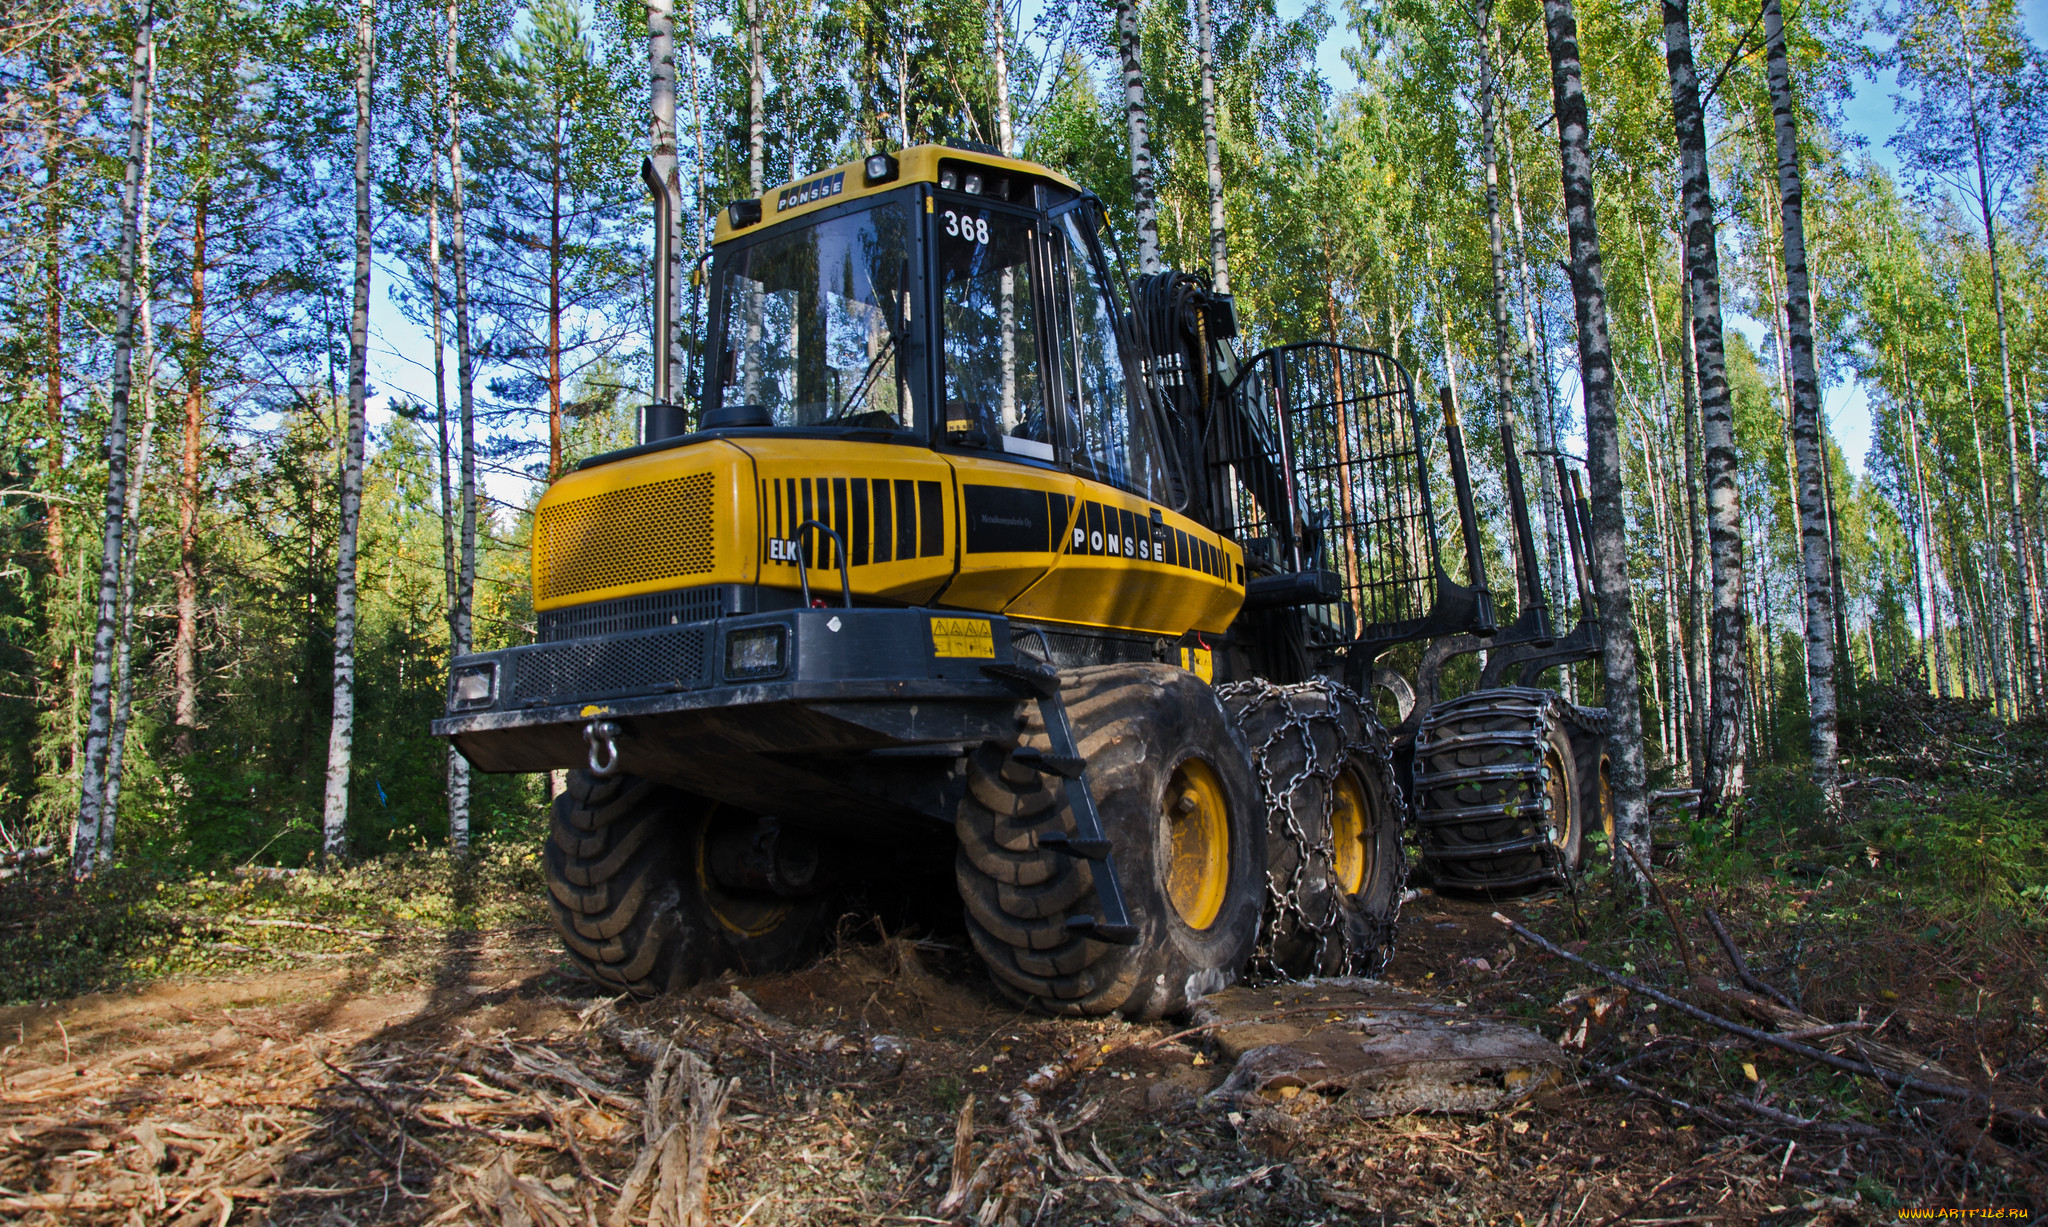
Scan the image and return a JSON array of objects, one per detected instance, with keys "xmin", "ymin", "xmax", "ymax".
[
  {"xmin": 954, "ymin": 665, "xmax": 1265, "ymax": 1019},
  {"xmin": 544, "ymin": 772, "xmax": 837, "ymax": 994}
]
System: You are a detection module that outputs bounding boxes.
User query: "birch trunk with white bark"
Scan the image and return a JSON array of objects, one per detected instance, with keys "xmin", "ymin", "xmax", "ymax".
[
  {"xmin": 74, "ymin": 0, "xmax": 153, "ymax": 875},
  {"xmin": 647, "ymin": 0, "xmax": 683, "ymax": 420},
  {"xmin": 321, "ymin": 0, "xmax": 374, "ymax": 863},
  {"xmin": 1544, "ymin": 0, "xmax": 1651, "ymax": 880},
  {"xmin": 1763, "ymin": 0, "xmax": 1838, "ymax": 806},
  {"xmin": 1195, "ymin": 0, "xmax": 1229, "ymax": 293},
  {"xmin": 447, "ymin": 0, "xmax": 477, "ymax": 851},
  {"xmin": 1663, "ymin": 0, "xmax": 1747, "ymax": 823},
  {"xmin": 1114, "ymin": 0, "xmax": 1162, "ymax": 275},
  {"xmin": 105, "ymin": 23, "xmax": 160, "ymax": 841}
]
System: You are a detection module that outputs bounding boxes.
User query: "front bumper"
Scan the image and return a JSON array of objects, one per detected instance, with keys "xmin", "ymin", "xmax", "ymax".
[{"xmin": 432, "ymin": 607, "xmax": 1028, "ymax": 820}]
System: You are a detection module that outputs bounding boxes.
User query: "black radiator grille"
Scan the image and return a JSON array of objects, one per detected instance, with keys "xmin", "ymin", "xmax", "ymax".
[
  {"xmin": 511, "ymin": 626, "xmax": 710, "ymax": 705},
  {"xmin": 536, "ymin": 587, "xmax": 723, "ymax": 642}
]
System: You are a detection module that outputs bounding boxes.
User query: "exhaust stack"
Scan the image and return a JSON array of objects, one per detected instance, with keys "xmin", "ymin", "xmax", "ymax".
[{"xmin": 641, "ymin": 154, "xmax": 688, "ymax": 440}]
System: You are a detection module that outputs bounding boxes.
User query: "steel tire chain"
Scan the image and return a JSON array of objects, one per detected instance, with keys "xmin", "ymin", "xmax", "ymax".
[
  {"xmin": 1217, "ymin": 676, "xmax": 1406, "ymax": 980},
  {"xmin": 1412, "ymin": 685, "xmax": 1575, "ymax": 889}
]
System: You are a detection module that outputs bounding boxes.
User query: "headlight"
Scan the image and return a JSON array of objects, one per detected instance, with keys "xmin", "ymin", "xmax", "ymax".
[
  {"xmin": 726, "ymin": 627, "xmax": 787, "ymax": 679},
  {"xmin": 449, "ymin": 662, "xmax": 497, "ymax": 709}
]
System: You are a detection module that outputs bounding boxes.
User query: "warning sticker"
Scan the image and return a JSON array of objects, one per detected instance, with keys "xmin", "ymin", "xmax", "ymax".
[{"xmin": 931, "ymin": 617, "xmax": 996, "ymax": 659}]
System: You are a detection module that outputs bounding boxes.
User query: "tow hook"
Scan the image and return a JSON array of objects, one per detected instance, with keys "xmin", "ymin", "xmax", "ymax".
[{"xmin": 583, "ymin": 719, "xmax": 622, "ymax": 777}]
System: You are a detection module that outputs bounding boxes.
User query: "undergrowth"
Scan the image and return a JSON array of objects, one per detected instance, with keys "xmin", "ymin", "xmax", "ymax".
[{"xmin": 0, "ymin": 840, "xmax": 548, "ymax": 1006}]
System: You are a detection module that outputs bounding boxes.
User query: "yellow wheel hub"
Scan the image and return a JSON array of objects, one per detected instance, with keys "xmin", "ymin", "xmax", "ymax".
[
  {"xmin": 1330, "ymin": 770, "xmax": 1371, "ymax": 896},
  {"xmin": 1599, "ymin": 760, "xmax": 1615, "ymax": 843},
  {"xmin": 1164, "ymin": 759, "xmax": 1230, "ymax": 930},
  {"xmin": 1544, "ymin": 744, "xmax": 1576, "ymax": 851},
  {"xmin": 697, "ymin": 809, "xmax": 792, "ymax": 939}
]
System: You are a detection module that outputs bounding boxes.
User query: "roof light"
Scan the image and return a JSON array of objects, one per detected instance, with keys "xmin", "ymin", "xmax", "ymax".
[
  {"xmin": 938, "ymin": 169, "xmax": 958, "ymax": 190},
  {"xmin": 727, "ymin": 198, "xmax": 762, "ymax": 229},
  {"xmin": 963, "ymin": 172, "xmax": 984, "ymax": 195},
  {"xmin": 864, "ymin": 152, "xmax": 898, "ymax": 186}
]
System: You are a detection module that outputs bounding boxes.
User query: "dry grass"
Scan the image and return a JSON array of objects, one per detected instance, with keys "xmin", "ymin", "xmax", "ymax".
[{"xmin": 0, "ymin": 836, "xmax": 2039, "ymax": 1224}]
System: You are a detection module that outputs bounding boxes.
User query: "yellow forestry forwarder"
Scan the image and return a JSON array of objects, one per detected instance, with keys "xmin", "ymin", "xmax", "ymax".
[{"xmin": 433, "ymin": 141, "xmax": 1612, "ymax": 1018}]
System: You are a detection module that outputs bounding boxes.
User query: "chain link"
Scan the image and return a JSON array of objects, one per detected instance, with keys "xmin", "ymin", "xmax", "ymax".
[{"xmin": 1219, "ymin": 676, "xmax": 1406, "ymax": 980}]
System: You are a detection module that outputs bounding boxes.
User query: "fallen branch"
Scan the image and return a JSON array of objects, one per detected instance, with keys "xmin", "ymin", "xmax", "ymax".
[
  {"xmin": 1701, "ymin": 905, "xmax": 1797, "ymax": 1010},
  {"xmin": 939, "ymin": 1094, "xmax": 975, "ymax": 1214},
  {"xmin": 318, "ymin": 1056, "xmax": 449, "ymax": 1169},
  {"xmin": 1492, "ymin": 913, "xmax": 2048, "ymax": 1134},
  {"xmin": 1723, "ymin": 1092, "xmax": 1889, "ymax": 1139},
  {"xmin": 701, "ymin": 988, "xmax": 798, "ymax": 1037},
  {"xmin": 0, "ymin": 844, "xmax": 54, "ymax": 869},
  {"xmin": 231, "ymin": 916, "xmax": 390, "ymax": 940}
]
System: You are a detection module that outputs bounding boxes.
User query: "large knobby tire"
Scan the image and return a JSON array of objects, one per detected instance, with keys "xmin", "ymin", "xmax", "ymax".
[
  {"xmin": 545, "ymin": 771, "xmax": 837, "ymax": 994},
  {"xmin": 1220, "ymin": 678, "xmax": 1405, "ymax": 978},
  {"xmin": 954, "ymin": 664, "xmax": 1265, "ymax": 1020},
  {"xmin": 1411, "ymin": 687, "xmax": 1585, "ymax": 894}
]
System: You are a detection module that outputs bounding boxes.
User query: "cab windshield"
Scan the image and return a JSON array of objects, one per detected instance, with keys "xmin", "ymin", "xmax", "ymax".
[{"xmin": 717, "ymin": 201, "xmax": 913, "ymax": 429}]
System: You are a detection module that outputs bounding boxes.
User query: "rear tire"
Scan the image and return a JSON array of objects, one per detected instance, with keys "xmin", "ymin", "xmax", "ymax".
[
  {"xmin": 1411, "ymin": 688, "xmax": 1583, "ymax": 893},
  {"xmin": 1220, "ymin": 679, "xmax": 1405, "ymax": 977},
  {"xmin": 954, "ymin": 665, "xmax": 1265, "ymax": 1019},
  {"xmin": 545, "ymin": 771, "xmax": 837, "ymax": 994}
]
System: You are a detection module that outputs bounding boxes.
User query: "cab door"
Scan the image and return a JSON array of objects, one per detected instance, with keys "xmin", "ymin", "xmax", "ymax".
[
  {"xmin": 1003, "ymin": 205, "xmax": 1244, "ymax": 637},
  {"xmin": 929, "ymin": 188, "xmax": 1084, "ymax": 612}
]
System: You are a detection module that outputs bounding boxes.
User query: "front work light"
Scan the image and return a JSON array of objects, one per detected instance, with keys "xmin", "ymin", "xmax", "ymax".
[
  {"xmin": 726, "ymin": 627, "xmax": 787, "ymax": 679},
  {"xmin": 864, "ymin": 153, "xmax": 899, "ymax": 186},
  {"xmin": 728, "ymin": 198, "xmax": 763, "ymax": 229},
  {"xmin": 450, "ymin": 662, "xmax": 497, "ymax": 709}
]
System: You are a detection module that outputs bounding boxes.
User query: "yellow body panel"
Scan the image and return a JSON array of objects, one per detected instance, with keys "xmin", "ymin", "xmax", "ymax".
[
  {"xmin": 1003, "ymin": 484, "xmax": 1244, "ymax": 636},
  {"xmin": 531, "ymin": 438, "xmax": 1244, "ymax": 636},
  {"xmin": 713, "ymin": 144, "xmax": 1083, "ymax": 244}
]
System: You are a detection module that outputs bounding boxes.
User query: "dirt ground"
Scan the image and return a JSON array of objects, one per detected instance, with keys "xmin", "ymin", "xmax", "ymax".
[{"xmin": 0, "ymin": 891, "xmax": 2018, "ymax": 1226}]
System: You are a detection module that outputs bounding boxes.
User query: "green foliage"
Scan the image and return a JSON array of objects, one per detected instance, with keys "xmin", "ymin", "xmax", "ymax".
[{"xmin": 1863, "ymin": 789, "xmax": 2048, "ymax": 913}]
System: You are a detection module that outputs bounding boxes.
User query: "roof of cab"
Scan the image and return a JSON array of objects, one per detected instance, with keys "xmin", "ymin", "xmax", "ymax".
[{"xmin": 710, "ymin": 143, "xmax": 1083, "ymax": 244}]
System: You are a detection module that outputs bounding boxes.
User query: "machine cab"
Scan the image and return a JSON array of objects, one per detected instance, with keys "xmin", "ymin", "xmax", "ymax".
[{"xmin": 692, "ymin": 144, "xmax": 1178, "ymax": 507}]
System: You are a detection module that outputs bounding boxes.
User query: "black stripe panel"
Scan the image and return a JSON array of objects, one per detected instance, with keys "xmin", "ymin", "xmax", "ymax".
[
  {"xmin": 918, "ymin": 481, "xmax": 944, "ymax": 557},
  {"xmin": 964, "ymin": 485, "xmax": 1053, "ymax": 553}
]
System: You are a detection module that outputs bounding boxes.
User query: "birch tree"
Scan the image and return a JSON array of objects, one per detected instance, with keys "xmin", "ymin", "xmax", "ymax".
[
  {"xmin": 1664, "ymin": 0, "xmax": 1749, "ymax": 823},
  {"xmin": 1194, "ymin": 0, "xmax": 1229, "ymax": 292},
  {"xmin": 105, "ymin": 16, "xmax": 161, "ymax": 831},
  {"xmin": 447, "ymin": 0, "xmax": 479, "ymax": 850},
  {"xmin": 1763, "ymin": 0, "xmax": 1838, "ymax": 806},
  {"xmin": 321, "ymin": 0, "xmax": 376, "ymax": 862},
  {"xmin": 73, "ymin": 0, "xmax": 155, "ymax": 873},
  {"xmin": 1544, "ymin": 0, "xmax": 1649, "ymax": 878},
  {"xmin": 1114, "ymin": 0, "xmax": 1163, "ymax": 274}
]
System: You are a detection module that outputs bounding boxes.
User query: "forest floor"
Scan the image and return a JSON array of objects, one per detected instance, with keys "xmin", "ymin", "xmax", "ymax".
[{"xmin": 1, "ymin": 821, "xmax": 2040, "ymax": 1227}]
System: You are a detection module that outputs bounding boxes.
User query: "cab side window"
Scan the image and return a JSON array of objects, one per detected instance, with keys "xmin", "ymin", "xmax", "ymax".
[{"xmin": 1050, "ymin": 212, "xmax": 1169, "ymax": 500}]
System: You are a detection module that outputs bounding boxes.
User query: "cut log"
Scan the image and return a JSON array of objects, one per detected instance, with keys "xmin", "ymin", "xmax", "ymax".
[{"xmin": 1192, "ymin": 981, "xmax": 1567, "ymax": 1117}]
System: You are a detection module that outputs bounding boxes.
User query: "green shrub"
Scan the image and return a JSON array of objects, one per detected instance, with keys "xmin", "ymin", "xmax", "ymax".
[{"xmin": 1861, "ymin": 789, "xmax": 2048, "ymax": 915}]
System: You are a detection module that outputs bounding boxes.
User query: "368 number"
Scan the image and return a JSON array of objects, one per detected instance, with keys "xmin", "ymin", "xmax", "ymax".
[{"xmin": 943, "ymin": 210, "xmax": 989, "ymax": 245}]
